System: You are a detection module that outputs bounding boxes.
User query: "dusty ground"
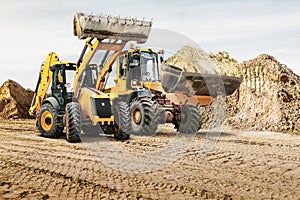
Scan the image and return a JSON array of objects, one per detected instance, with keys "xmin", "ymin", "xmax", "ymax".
[{"xmin": 0, "ymin": 120, "xmax": 299, "ymax": 199}]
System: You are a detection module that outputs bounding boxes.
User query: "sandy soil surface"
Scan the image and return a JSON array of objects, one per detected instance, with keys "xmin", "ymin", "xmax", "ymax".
[{"xmin": 0, "ymin": 120, "xmax": 299, "ymax": 199}]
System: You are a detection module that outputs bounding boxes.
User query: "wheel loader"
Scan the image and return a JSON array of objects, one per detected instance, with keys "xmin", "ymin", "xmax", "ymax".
[
  {"xmin": 87, "ymin": 46, "xmax": 242, "ymax": 136},
  {"xmin": 71, "ymin": 12, "xmax": 242, "ymax": 137}
]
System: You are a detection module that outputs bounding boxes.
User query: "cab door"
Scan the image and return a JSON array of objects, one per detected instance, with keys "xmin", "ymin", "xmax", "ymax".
[
  {"xmin": 126, "ymin": 52, "xmax": 142, "ymax": 89},
  {"xmin": 114, "ymin": 54, "xmax": 128, "ymax": 93}
]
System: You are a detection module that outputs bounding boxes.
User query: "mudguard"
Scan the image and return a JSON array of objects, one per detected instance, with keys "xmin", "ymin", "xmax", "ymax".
[{"xmin": 42, "ymin": 97, "xmax": 60, "ymax": 110}]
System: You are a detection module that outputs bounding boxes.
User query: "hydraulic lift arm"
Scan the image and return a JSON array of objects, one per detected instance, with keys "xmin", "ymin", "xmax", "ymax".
[
  {"xmin": 95, "ymin": 52, "xmax": 120, "ymax": 92},
  {"xmin": 28, "ymin": 52, "xmax": 59, "ymax": 116},
  {"xmin": 72, "ymin": 12, "xmax": 152, "ymax": 97}
]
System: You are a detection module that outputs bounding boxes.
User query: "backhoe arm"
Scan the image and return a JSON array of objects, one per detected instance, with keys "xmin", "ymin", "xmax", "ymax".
[{"xmin": 29, "ymin": 52, "xmax": 59, "ymax": 116}]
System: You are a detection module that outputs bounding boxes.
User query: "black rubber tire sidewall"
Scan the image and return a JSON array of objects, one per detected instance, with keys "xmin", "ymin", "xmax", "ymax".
[
  {"xmin": 37, "ymin": 103, "xmax": 60, "ymax": 138},
  {"xmin": 66, "ymin": 102, "xmax": 81, "ymax": 143},
  {"xmin": 129, "ymin": 98, "xmax": 159, "ymax": 136},
  {"xmin": 176, "ymin": 104, "xmax": 201, "ymax": 134}
]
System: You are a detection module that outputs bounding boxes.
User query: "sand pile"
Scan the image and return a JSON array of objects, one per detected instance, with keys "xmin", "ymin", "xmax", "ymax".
[
  {"xmin": 166, "ymin": 45, "xmax": 218, "ymax": 74},
  {"xmin": 209, "ymin": 51, "xmax": 243, "ymax": 77},
  {"xmin": 203, "ymin": 52, "xmax": 300, "ymax": 132},
  {"xmin": 224, "ymin": 54, "xmax": 300, "ymax": 132},
  {"xmin": 0, "ymin": 80, "xmax": 34, "ymax": 119},
  {"xmin": 167, "ymin": 46, "xmax": 299, "ymax": 132},
  {"xmin": 199, "ymin": 52, "xmax": 243, "ymax": 129}
]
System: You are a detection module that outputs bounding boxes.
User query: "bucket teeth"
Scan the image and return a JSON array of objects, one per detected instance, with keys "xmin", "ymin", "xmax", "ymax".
[{"xmin": 74, "ymin": 12, "xmax": 152, "ymax": 43}]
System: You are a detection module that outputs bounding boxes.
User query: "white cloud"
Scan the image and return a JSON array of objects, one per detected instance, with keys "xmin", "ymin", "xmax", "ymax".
[{"xmin": 278, "ymin": 47, "xmax": 289, "ymax": 53}]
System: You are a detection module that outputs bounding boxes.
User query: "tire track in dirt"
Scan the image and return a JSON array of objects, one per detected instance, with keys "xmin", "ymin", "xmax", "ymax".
[
  {"xmin": 0, "ymin": 120, "xmax": 299, "ymax": 199},
  {"xmin": 169, "ymin": 134, "xmax": 300, "ymax": 199},
  {"xmin": 0, "ymin": 127, "xmax": 215, "ymax": 199}
]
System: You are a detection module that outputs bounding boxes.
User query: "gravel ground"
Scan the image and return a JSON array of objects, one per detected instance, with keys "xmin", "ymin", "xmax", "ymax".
[{"xmin": 0, "ymin": 120, "xmax": 299, "ymax": 199}]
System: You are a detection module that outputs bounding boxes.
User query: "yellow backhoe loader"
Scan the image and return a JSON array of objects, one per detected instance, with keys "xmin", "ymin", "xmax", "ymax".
[{"xmin": 29, "ymin": 52, "xmax": 78, "ymax": 140}]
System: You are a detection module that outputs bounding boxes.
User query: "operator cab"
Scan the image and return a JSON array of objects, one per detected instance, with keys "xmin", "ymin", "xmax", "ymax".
[
  {"xmin": 120, "ymin": 48, "xmax": 162, "ymax": 90},
  {"xmin": 140, "ymin": 51, "xmax": 160, "ymax": 82},
  {"xmin": 50, "ymin": 62, "xmax": 76, "ymax": 106}
]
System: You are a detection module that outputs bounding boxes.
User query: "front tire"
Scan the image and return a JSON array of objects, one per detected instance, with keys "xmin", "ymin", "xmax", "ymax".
[
  {"xmin": 174, "ymin": 104, "xmax": 201, "ymax": 134},
  {"xmin": 37, "ymin": 103, "xmax": 60, "ymax": 138},
  {"xmin": 130, "ymin": 97, "xmax": 159, "ymax": 136},
  {"xmin": 113, "ymin": 100, "xmax": 131, "ymax": 140},
  {"xmin": 65, "ymin": 102, "xmax": 81, "ymax": 143},
  {"xmin": 196, "ymin": 104, "xmax": 203, "ymax": 131}
]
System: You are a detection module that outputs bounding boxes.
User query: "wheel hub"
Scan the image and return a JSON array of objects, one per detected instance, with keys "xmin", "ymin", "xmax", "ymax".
[
  {"xmin": 133, "ymin": 109, "xmax": 142, "ymax": 125},
  {"xmin": 41, "ymin": 111, "xmax": 53, "ymax": 131}
]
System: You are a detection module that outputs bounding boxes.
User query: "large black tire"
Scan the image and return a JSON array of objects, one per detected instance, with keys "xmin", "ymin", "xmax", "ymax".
[
  {"xmin": 196, "ymin": 104, "xmax": 203, "ymax": 131},
  {"xmin": 65, "ymin": 102, "xmax": 81, "ymax": 143},
  {"xmin": 37, "ymin": 103, "xmax": 60, "ymax": 138},
  {"xmin": 174, "ymin": 104, "xmax": 201, "ymax": 134},
  {"xmin": 113, "ymin": 101, "xmax": 131, "ymax": 140},
  {"xmin": 130, "ymin": 97, "xmax": 159, "ymax": 136}
]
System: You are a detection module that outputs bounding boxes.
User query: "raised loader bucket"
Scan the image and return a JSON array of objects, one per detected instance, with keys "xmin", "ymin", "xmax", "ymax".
[
  {"xmin": 161, "ymin": 64, "xmax": 243, "ymax": 97},
  {"xmin": 74, "ymin": 12, "xmax": 152, "ymax": 43}
]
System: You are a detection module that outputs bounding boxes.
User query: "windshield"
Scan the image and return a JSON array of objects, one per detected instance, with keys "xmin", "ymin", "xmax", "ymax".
[
  {"xmin": 65, "ymin": 69, "xmax": 76, "ymax": 93},
  {"xmin": 140, "ymin": 51, "xmax": 159, "ymax": 82}
]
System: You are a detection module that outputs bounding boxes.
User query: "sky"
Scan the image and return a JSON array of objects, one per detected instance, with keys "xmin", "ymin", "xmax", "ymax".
[{"xmin": 0, "ymin": 0, "xmax": 299, "ymax": 89}]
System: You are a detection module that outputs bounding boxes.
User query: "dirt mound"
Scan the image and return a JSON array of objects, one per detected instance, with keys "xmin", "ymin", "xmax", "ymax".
[
  {"xmin": 199, "ymin": 52, "xmax": 242, "ymax": 129},
  {"xmin": 166, "ymin": 45, "xmax": 218, "ymax": 74},
  {"xmin": 0, "ymin": 80, "xmax": 34, "ymax": 119},
  {"xmin": 226, "ymin": 54, "xmax": 300, "ymax": 132},
  {"xmin": 165, "ymin": 46, "xmax": 299, "ymax": 132},
  {"xmin": 202, "ymin": 53, "xmax": 300, "ymax": 132},
  {"xmin": 209, "ymin": 51, "xmax": 242, "ymax": 77}
]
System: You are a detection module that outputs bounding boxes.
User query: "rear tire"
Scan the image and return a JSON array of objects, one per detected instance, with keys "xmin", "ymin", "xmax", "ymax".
[
  {"xmin": 175, "ymin": 104, "xmax": 201, "ymax": 134},
  {"xmin": 113, "ymin": 101, "xmax": 131, "ymax": 140},
  {"xmin": 196, "ymin": 104, "xmax": 203, "ymax": 131},
  {"xmin": 130, "ymin": 97, "xmax": 159, "ymax": 136},
  {"xmin": 66, "ymin": 102, "xmax": 81, "ymax": 143},
  {"xmin": 37, "ymin": 103, "xmax": 60, "ymax": 138}
]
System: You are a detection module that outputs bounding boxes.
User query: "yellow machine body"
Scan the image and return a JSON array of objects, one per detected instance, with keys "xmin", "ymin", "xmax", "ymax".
[{"xmin": 78, "ymin": 87, "xmax": 116, "ymax": 126}]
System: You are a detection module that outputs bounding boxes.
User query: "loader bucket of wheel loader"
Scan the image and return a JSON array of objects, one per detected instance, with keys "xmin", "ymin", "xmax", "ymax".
[
  {"xmin": 74, "ymin": 12, "xmax": 152, "ymax": 43},
  {"xmin": 161, "ymin": 64, "xmax": 243, "ymax": 97}
]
